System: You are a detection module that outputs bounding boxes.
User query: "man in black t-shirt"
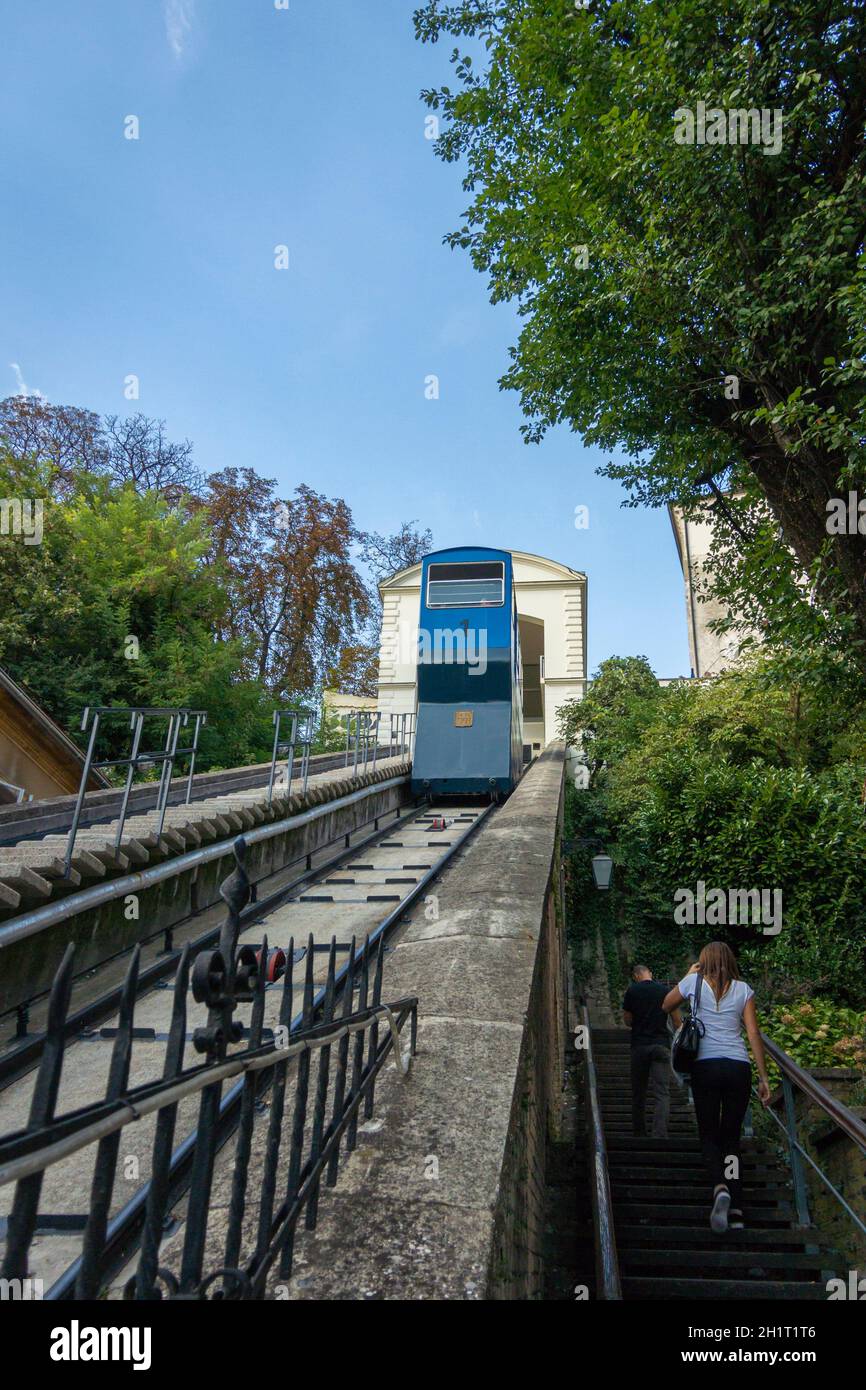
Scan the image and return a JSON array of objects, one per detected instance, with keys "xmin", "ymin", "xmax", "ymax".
[{"xmin": 622, "ymin": 964, "xmax": 682, "ymax": 1138}]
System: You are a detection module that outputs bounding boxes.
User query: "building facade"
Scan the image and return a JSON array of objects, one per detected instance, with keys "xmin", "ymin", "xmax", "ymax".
[
  {"xmin": 668, "ymin": 502, "xmax": 749, "ymax": 678},
  {"xmin": 376, "ymin": 549, "xmax": 588, "ymax": 757}
]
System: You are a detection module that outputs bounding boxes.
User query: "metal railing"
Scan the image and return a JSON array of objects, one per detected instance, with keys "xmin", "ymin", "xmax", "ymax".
[
  {"xmin": 64, "ymin": 706, "xmax": 208, "ymax": 876},
  {"xmin": 1, "ymin": 774, "xmax": 410, "ymax": 956},
  {"xmin": 387, "ymin": 712, "xmax": 415, "ymax": 761},
  {"xmin": 0, "ymin": 837, "xmax": 417, "ymax": 1299},
  {"xmin": 342, "ymin": 711, "xmax": 415, "ymax": 775},
  {"xmin": 0, "ymin": 779, "xmax": 30, "ymax": 806},
  {"xmin": 580, "ymin": 1004, "xmax": 622, "ymax": 1300},
  {"xmin": 266, "ymin": 707, "xmax": 314, "ymax": 805},
  {"xmin": 754, "ymin": 1031, "xmax": 866, "ymax": 1239},
  {"xmin": 343, "ymin": 709, "xmax": 380, "ymax": 775}
]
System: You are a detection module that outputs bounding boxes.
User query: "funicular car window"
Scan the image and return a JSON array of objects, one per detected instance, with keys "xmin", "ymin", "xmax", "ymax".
[{"xmin": 426, "ymin": 561, "xmax": 505, "ymax": 608}]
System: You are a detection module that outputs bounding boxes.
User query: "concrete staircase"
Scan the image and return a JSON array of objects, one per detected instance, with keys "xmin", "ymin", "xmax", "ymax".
[{"xmin": 592, "ymin": 1028, "xmax": 840, "ymax": 1300}]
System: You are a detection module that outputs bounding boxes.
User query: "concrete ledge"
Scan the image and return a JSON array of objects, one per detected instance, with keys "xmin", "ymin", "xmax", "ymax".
[{"xmin": 277, "ymin": 742, "xmax": 568, "ymax": 1300}]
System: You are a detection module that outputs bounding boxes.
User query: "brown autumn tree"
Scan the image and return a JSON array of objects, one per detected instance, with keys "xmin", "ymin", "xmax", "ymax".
[
  {"xmin": 0, "ymin": 396, "xmax": 202, "ymax": 503},
  {"xmin": 0, "ymin": 396, "xmax": 108, "ymax": 494},
  {"xmin": 202, "ymin": 468, "xmax": 371, "ymax": 699}
]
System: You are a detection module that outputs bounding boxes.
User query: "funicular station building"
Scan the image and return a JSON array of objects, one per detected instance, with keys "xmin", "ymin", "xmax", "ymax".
[{"xmin": 375, "ymin": 549, "xmax": 588, "ymax": 763}]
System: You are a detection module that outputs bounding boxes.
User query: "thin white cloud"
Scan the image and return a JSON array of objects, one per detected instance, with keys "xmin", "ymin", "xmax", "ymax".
[
  {"xmin": 163, "ymin": 0, "xmax": 195, "ymax": 59},
  {"xmin": 438, "ymin": 307, "xmax": 482, "ymax": 349},
  {"xmin": 9, "ymin": 363, "xmax": 45, "ymax": 399}
]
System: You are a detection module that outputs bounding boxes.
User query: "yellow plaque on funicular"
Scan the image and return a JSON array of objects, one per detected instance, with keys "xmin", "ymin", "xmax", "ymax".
[{"xmin": 453, "ymin": 710, "xmax": 474, "ymax": 727}]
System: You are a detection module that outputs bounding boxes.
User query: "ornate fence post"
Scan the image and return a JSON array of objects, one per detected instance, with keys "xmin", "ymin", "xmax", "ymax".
[{"xmin": 178, "ymin": 837, "xmax": 255, "ymax": 1294}]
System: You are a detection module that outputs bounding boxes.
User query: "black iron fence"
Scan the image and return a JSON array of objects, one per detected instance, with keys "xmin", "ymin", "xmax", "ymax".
[{"xmin": 0, "ymin": 837, "xmax": 417, "ymax": 1299}]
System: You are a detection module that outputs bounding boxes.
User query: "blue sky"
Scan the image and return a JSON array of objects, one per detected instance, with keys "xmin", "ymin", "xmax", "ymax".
[{"xmin": 0, "ymin": 0, "xmax": 690, "ymax": 678}]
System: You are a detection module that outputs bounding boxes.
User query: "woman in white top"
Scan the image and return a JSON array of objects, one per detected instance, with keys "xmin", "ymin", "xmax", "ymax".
[{"xmin": 663, "ymin": 942, "xmax": 770, "ymax": 1234}]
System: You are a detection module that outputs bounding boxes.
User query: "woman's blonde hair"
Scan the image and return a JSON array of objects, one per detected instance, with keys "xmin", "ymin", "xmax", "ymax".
[{"xmin": 698, "ymin": 941, "xmax": 741, "ymax": 1002}]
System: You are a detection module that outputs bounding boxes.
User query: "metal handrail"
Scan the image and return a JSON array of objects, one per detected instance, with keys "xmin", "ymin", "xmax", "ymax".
[
  {"xmin": 65, "ymin": 706, "xmax": 208, "ymax": 875},
  {"xmin": 0, "ymin": 794, "xmax": 420, "ymax": 1049},
  {"xmin": 267, "ymin": 707, "xmax": 314, "ymax": 804},
  {"xmin": 580, "ymin": 1004, "xmax": 622, "ymax": 1300},
  {"xmin": 762, "ymin": 1032, "xmax": 866, "ymax": 1153},
  {"xmin": 756, "ymin": 1030, "xmax": 866, "ymax": 1236},
  {"xmin": 344, "ymin": 710, "xmax": 395, "ymax": 775}
]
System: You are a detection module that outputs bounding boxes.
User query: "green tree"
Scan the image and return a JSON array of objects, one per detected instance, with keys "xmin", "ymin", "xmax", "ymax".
[
  {"xmin": 0, "ymin": 409, "xmax": 435, "ymax": 766},
  {"xmin": 0, "ymin": 450, "xmax": 269, "ymax": 768},
  {"xmin": 562, "ymin": 654, "xmax": 866, "ymax": 1008},
  {"xmin": 557, "ymin": 655, "xmax": 663, "ymax": 775},
  {"xmin": 415, "ymin": 0, "xmax": 866, "ymax": 653}
]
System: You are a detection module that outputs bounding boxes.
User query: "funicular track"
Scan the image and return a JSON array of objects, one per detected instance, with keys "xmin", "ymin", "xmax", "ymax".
[
  {"xmin": 0, "ymin": 778, "xmax": 410, "ymax": 1080},
  {"xmin": 0, "ymin": 792, "xmax": 494, "ymax": 1299}
]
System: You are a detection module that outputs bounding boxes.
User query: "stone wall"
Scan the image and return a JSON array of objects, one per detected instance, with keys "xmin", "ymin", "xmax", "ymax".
[
  {"xmin": 487, "ymin": 875, "xmax": 569, "ymax": 1297},
  {"xmin": 275, "ymin": 742, "xmax": 569, "ymax": 1300}
]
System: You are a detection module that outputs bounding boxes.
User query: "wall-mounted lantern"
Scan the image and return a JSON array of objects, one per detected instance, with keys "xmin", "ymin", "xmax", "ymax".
[{"xmin": 591, "ymin": 853, "xmax": 613, "ymax": 891}]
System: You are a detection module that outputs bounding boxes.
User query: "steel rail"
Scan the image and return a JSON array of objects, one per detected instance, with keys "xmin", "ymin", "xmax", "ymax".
[
  {"xmin": 581, "ymin": 1003, "xmax": 622, "ymax": 1301},
  {"xmin": 41, "ymin": 800, "xmax": 495, "ymax": 1299},
  {"xmin": 296, "ymin": 800, "xmax": 494, "ymax": 1029},
  {"xmin": 756, "ymin": 1030, "xmax": 866, "ymax": 1237},
  {"xmin": 0, "ymin": 773, "xmax": 409, "ymax": 951},
  {"xmin": 756, "ymin": 1083, "xmax": 866, "ymax": 1239}
]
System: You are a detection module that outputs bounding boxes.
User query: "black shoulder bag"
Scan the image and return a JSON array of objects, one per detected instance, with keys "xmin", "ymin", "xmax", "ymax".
[{"xmin": 670, "ymin": 972, "xmax": 706, "ymax": 1074}]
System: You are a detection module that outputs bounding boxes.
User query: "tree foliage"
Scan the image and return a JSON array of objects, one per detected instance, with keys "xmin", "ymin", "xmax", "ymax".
[
  {"xmin": 415, "ymin": 0, "xmax": 866, "ymax": 652},
  {"xmin": 201, "ymin": 469, "xmax": 371, "ymax": 699},
  {"xmin": 0, "ymin": 449, "xmax": 267, "ymax": 767},
  {"xmin": 0, "ymin": 396, "xmax": 107, "ymax": 496},
  {"xmin": 354, "ymin": 519, "xmax": 434, "ymax": 697},
  {"xmin": 561, "ymin": 656, "xmax": 866, "ymax": 1009},
  {"xmin": 0, "ymin": 396, "xmax": 202, "ymax": 502},
  {"xmin": 0, "ymin": 401, "xmax": 434, "ymax": 765}
]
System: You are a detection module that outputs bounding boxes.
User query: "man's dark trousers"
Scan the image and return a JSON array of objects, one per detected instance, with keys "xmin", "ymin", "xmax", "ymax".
[{"xmin": 631, "ymin": 1043, "xmax": 671, "ymax": 1138}]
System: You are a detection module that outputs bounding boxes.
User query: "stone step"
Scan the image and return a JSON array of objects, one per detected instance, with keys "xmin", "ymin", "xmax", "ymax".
[
  {"xmin": 617, "ymin": 1202, "xmax": 794, "ymax": 1225},
  {"xmin": 622, "ymin": 1277, "xmax": 827, "ymax": 1300},
  {"xmin": 609, "ymin": 1166, "xmax": 788, "ymax": 1186},
  {"xmin": 620, "ymin": 1247, "xmax": 827, "ymax": 1273},
  {"xmin": 612, "ymin": 1183, "xmax": 792, "ymax": 1202},
  {"xmin": 616, "ymin": 1224, "xmax": 826, "ymax": 1249}
]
